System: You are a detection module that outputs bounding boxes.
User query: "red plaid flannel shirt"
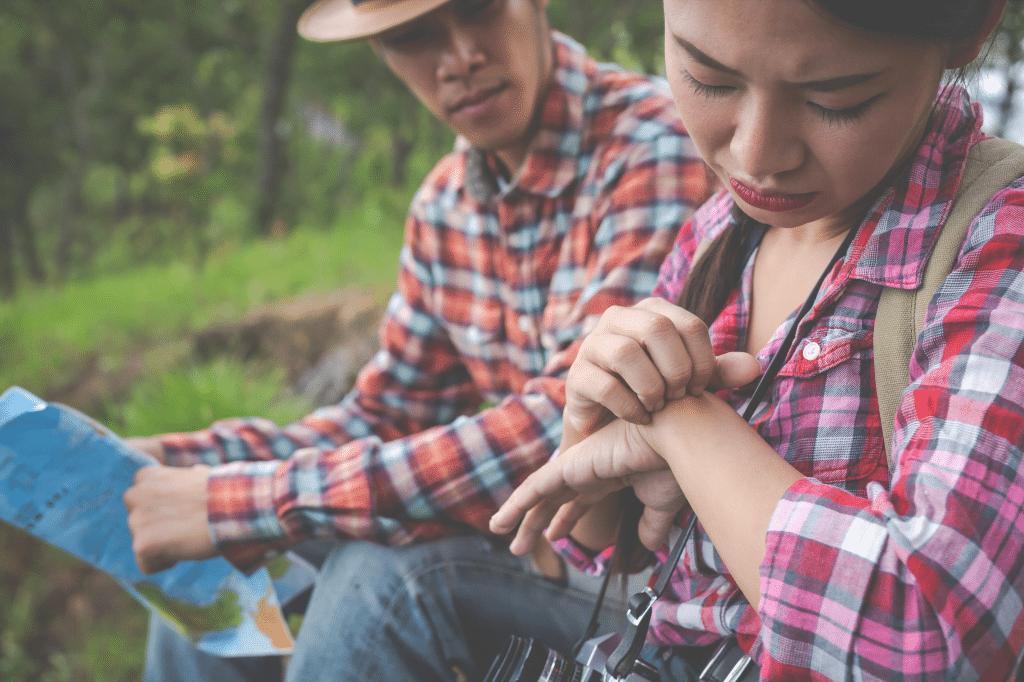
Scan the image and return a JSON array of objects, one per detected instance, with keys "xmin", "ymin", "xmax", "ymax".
[{"xmin": 160, "ymin": 33, "xmax": 712, "ymax": 572}]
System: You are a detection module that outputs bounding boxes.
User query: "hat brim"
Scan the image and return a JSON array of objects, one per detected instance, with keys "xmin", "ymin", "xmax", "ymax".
[{"xmin": 298, "ymin": 0, "xmax": 453, "ymax": 42}]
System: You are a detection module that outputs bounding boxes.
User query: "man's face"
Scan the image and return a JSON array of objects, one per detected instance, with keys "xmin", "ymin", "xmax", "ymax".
[{"xmin": 374, "ymin": 0, "xmax": 554, "ymax": 174}]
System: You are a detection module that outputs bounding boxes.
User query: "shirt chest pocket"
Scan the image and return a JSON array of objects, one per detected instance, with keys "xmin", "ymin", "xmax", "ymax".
[{"xmin": 767, "ymin": 326, "xmax": 885, "ymax": 485}]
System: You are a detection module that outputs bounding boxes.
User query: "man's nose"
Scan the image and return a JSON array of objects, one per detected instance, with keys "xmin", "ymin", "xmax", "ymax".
[{"xmin": 436, "ymin": 24, "xmax": 486, "ymax": 80}]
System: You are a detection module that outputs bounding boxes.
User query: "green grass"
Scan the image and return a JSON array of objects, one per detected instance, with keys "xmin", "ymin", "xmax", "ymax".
[
  {"xmin": 110, "ymin": 358, "xmax": 313, "ymax": 436},
  {"xmin": 0, "ymin": 191, "xmax": 409, "ymax": 682},
  {"xmin": 0, "ymin": 196, "xmax": 407, "ymax": 398}
]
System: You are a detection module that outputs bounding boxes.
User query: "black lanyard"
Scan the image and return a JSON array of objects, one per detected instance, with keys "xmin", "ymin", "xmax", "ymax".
[{"xmin": 600, "ymin": 223, "xmax": 859, "ymax": 679}]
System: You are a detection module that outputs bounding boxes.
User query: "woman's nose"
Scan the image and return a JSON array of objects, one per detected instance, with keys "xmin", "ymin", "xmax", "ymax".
[{"xmin": 730, "ymin": 96, "xmax": 804, "ymax": 180}]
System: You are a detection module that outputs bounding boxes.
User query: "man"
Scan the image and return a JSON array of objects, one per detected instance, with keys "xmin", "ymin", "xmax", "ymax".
[{"xmin": 126, "ymin": 0, "xmax": 711, "ymax": 679}]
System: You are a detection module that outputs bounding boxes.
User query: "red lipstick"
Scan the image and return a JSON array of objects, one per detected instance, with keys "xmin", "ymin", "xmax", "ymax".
[{"xmin": 730, "ymin": 178, "xmax": 816, "ymax": 212}]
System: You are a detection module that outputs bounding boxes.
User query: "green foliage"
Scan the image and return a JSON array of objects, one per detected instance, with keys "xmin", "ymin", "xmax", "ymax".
[
  {"xmin": 548, "ymin": 0, "xmax": 666, "ymax": 75},
  {"xmin": 0, "ymin": 0, "xmax": 678, "ymax": 294},
  {"xmin": 0, "ymin": 196, "xmax": 406, "ymax": 399},
  {"xmin": 110, "ymin": 359, "xmax": 311, "ymax": 437}
]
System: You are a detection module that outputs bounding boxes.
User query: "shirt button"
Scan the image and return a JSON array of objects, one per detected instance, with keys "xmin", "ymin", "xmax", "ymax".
[{"xmin": 802, "ymin": 341, "xmax": 822, "ymax": 361}]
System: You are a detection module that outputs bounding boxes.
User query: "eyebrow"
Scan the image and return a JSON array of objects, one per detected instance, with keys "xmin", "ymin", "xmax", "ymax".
[{"xmin": 671, "ymin": 34, "xmax": 884, "ymax": 93}]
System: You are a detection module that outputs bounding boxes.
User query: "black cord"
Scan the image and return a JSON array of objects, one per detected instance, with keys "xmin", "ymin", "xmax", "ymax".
[
  {"xmin": 603, "ymin": 223, "xmax": 859, "ymax": 678},
  {"xmin": 571, "ymin": 546, "xmax": 614, "ymax": 657}
]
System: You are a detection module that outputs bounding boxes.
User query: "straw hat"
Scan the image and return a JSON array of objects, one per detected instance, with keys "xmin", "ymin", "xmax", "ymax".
[{"xmin": 298, "ymin": 0, "xmax": 453, "ymax": 42}]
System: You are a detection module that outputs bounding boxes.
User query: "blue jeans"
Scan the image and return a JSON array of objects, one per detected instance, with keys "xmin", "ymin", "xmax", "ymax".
[{"xmin": 144, "ymin": 534, "xmax": 636, "ymax": 682}]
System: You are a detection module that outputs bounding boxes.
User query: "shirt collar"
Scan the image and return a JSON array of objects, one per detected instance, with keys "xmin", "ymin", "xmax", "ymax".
[
  {"xmin": 462, "ymin": 31, "xmax": 589, "ymax": 202},
  {"xmin": 845, "ymin": 86, "xmax": 985, "ymax": 290}
]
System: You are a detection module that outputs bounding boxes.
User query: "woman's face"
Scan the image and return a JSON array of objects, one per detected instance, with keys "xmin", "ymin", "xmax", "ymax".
[{"xmin": 663, "ymin": 0, "xmax": 948, "ymax": 235}]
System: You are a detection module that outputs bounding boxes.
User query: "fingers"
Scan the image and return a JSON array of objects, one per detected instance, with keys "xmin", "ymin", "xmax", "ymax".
[
  {"xmin": 490, "ymin": 461, "xmax": 576, "ymax": 537},
  {"xmin": 709, "ymin": 351, "xmax": 762, "ymax": 391},
  {"xmin": 567, "ymin": 298, "xmax": 714, "ymax": 432},
  {"xmin": 637, "ymin": 508, "xmax": 679, "ymax": 553},
  {"xmin": 544, "ymin": 497, "xmax": 597, "ymax": 542},
  {"xmin": 506, "ymin": 501, "xmax": 563, "ymax": 556},
  {"xmin": 630, "ymin": 298, "xmax": 716, "ymax": 399}
]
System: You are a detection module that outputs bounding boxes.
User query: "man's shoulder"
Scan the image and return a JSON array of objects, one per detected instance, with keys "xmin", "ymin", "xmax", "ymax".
[
  {"xmin": 567, "ymin": 65, "xmax": 688, "ymax": 167},
  {"xmin": 573, "ymin": 64, "xmax": 692, "ymax": 180},
  {"xmin": 413, "ymin": 148, "xmax": 469, "ymax": 202},
  {"xmin": 586, "ymin": 63, "xmax": 682, "ymax": 134},
  {"xmin": 552, "ymin": 32, "xmax": 683, "ymax": 142}
]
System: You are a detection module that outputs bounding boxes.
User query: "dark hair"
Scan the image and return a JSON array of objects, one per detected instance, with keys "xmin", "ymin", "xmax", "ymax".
[
  {"xmin": 677, "ymin": 0, "xmax": 1008, "ymax": 325},
  {"xmin": 806, "ymin": 0, "xmax": 998, "ymax": 42}
]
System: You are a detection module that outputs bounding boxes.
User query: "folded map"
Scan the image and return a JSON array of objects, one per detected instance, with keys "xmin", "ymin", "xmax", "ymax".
[{"xmin": 0, "ymin": 386, "xmax": 315, "ymax": 657}]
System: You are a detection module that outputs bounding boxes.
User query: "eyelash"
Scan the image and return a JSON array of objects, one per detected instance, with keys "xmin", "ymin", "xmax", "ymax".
[
  {"xmin": 682, "ymin": 70, "xmax": 879, "ymax": 126},
  {"xmin": 682, "ymin": 70, "xmax": 732, "ymax": 100},
  {"xmin": 810, "ymin": 99, "xmax": 876, "ymax": 126}
]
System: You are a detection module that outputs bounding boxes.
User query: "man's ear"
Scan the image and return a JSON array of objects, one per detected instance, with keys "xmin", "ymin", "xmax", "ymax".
[{"xmin": 947, "ymin": 0, "xmax": 1008, "ymax": 69}]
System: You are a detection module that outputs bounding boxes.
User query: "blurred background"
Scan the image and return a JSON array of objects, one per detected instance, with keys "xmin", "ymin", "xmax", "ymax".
[{"xmin": 2, "ymin": 1, "xmax": 1023, "ymax": 679}]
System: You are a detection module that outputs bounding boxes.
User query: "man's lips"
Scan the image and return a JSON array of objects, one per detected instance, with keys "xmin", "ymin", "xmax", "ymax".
[
  {"xmin": 446, "ymin": 83, "xmax": 508, "ymax": 115},
  {"xmin": 730, "ymin": 177, "xmax": 817, "ymax": 212}
]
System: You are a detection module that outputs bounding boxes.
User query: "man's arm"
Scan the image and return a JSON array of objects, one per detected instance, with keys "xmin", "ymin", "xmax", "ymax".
[
  {"xmin": 152, "ymin": 291, "xmax": 483, "ymax": 470},
  {"xmin": 126, "ymin": 121, "xmax": 712, "ymax": 574}
]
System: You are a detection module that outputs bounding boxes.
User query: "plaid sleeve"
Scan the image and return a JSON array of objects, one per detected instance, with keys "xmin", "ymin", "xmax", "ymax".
[
  {"xmin": 758, "ymin": 187, "xmax": 1024, "ymax": 681},
  {"xmin": 206, "ymin": 131, "xmax": 709, "ymax": 573},
  {"xmin": 159, "ymin": 290, "xmax": 474, "ymax": 470}
]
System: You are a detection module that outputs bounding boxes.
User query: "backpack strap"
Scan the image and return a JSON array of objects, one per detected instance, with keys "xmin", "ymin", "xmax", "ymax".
[{"xmin": 874, "ymin": 138, "xmax": 1024, "ymax": 472}]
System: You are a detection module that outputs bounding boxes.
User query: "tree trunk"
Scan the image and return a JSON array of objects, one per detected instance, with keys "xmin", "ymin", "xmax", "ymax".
[
  {"xmin": 0, "ymin": 212, "xmax": 15, "ymax": 298},
  {"xmin": 254, "ymin": 0, "xmax": 308, "ymax": 235},
  {"xmin": 13, "ymin": 209, "xmax": 46, "ymax": 284},
  {"xmin": 54, "ymin": 159, "xmax": 85, "ymax": 282}
]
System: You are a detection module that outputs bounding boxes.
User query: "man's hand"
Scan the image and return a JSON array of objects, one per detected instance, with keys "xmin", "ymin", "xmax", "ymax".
[{"xmin": 124, "ymin": 465, "xmax": 218, "ymax": 574}]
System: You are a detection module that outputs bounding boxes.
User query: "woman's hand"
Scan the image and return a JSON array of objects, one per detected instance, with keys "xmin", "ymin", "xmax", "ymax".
[
  {"xmin": 565, "ymin": 297, "xmax": 760, "ymax": 438},
  {"xmin": 491, "ymin": 417, "xmax": 684, "ymax": 555}
]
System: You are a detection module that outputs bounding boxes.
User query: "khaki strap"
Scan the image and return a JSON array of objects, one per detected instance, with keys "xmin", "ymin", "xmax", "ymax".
[{"xmin": 875, "ymin": 138, "xmax": 1024, "ymax": 471}]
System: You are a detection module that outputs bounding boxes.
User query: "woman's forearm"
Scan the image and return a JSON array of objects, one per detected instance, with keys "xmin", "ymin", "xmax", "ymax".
[{"xmin": 647, "ymin": 393, "xmax": 802, "ymax": 608}]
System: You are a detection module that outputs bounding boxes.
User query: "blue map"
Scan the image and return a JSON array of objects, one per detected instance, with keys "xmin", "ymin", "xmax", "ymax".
[{"xmin": 0, "ymin": 386, "xmax": 315, "ymax": 657}]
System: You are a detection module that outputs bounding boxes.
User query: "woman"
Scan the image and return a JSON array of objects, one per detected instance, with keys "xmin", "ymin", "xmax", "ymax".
[{"xmin": 491, "ymin": 0, "xmax": 1024, "ymax": 679}]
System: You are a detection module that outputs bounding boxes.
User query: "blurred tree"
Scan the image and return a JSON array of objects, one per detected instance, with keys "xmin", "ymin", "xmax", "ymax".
[
  {"xmin": 990, "ymin": 1, "xmax": 1024, "ymax": 139},
  {"xmin": 1, "ymin": 0, "xmax": 1023, "ymax": 297},
  {"xmin": 254, "ymin": 0, "xmax": 311, "ymax": 236}
]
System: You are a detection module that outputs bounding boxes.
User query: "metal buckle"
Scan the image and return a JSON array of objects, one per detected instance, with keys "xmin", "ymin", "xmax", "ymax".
[
  {"xmin": 721, "ymin": 655, "xmax": 753, "ymax": 682},
  {"xmin": 699, "ymin": 639, "xmax": 754, "ymax": 682},
  {"xmin": 625, "ymin": 587, "xmax": 657, "ymax": 626}
]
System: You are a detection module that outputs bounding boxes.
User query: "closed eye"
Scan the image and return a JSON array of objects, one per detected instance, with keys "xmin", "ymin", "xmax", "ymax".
[
  {"xmin": 682, "ymin": 70, "xmax": 734, "ymax": 99},
  {"xmin": 810, "ymin": 93, "xmax": 883, "ymax": 126}
]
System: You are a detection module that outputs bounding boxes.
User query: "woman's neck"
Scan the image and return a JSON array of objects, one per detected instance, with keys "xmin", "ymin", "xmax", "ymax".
[{"xmin": 745, "ymin": 221, "xmax": 852, "ymax": 356}]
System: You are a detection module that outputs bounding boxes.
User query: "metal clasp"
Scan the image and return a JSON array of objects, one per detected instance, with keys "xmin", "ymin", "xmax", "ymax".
[
  {"xmin": 699, "ymin": 639, "xmax": 754, "ymax": 682},
  {"xmin": 625, "ymin": 587, "xmax": 657, "ymax": 626}
]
